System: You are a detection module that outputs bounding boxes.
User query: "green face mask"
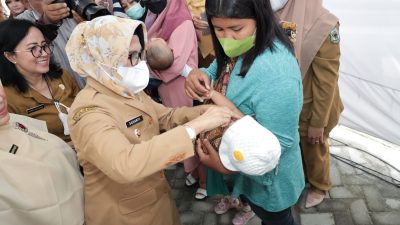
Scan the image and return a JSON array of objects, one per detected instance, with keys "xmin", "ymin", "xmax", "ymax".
[{"xmin": 218, "ymin": 34, "xmax": 256, "ymax": 58}]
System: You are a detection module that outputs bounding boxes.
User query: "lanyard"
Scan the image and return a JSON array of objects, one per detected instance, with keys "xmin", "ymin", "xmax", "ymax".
[{"xmin": 44, "ymin": 76, "xmax": 69, "ymax": 113}]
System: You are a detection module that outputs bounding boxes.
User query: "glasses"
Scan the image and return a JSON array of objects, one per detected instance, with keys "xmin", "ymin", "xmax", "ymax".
[
  {"xmin": 128, "ymin": 51, "xmax": 142, "ymax": 66},
  {"xmin": 14, "ymin": 43, "xmax": 54, "ymax": 58}
]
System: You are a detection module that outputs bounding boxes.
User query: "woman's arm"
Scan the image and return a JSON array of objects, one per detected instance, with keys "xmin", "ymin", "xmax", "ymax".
[
  {"xmin": 147, "ymin": 94, "xmax": 236, "ymax": 133},
  {"xmin": 69, "ymin": 106, "xmax": 196, "ymax": 184},
  {"xmin": 251, "ymin": 76, "xmax": 302, "ymax": 151},
  {"xmin": 185, "ymin": 60, "xmax": 218, "ymax": 101},
  {"xmin": 69, "ymin": 102, "xmax": 235, "ymax": 184}
]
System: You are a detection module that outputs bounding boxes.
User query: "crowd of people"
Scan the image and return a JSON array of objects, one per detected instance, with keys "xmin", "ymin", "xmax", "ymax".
[{"xmin": 0, "ymin": 0, "xmax": 343, "ymax": 225}]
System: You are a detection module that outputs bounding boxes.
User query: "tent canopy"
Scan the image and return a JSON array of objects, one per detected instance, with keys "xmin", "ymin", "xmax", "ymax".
[{"xmin": 323, "ymin": 0, "xmax": 400, "ymax": 145}]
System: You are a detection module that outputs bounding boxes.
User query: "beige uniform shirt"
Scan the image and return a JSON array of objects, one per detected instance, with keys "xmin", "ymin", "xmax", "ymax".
[
  {"xmin": 68, "ymin": 78, "xmax": 205, "ymax": 225},
  {"xmin": 5, "ymin": 70, "xmax": 79, "ymax": 142},
  {"xmin": 299, "ymin": 26, "xmax": 344, "ymax": 136},
  {"xmin": 0, "ymin": 114, "xmax": 84, "ymax": 225}
]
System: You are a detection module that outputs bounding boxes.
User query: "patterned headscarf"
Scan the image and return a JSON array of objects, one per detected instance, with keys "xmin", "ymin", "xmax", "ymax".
[{"xmin": 66, "ymin": 15, "xmax": 147, "ymax": 97}]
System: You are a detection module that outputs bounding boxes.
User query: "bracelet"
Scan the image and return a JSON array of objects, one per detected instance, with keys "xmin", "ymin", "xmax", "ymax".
[{"xmin": 183, "ymin": 124, "xmax": 196, "ymax": 140}]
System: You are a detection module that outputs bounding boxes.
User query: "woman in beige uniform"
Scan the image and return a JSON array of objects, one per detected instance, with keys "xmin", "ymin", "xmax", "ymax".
[{"xmin": 65, "ymin": 16, "xmax": 235, "ymax": 225}]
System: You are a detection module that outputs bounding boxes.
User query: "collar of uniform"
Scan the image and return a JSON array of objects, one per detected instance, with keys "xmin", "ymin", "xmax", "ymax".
[
  {"xmin": 86, "ymin": 77, "xmax": 155, "ymax": 118},
  {"xmin": 20, "ymin": 87, "xmax": 34, "ymax": 98},
  {"xmin": 22, "ymin": 86, "xmax": 53, "ymax": 104},
  {"xmin": 87, "ymin": 77, "xmax": 127, "ymax": 99},
  {"xmin": 20, "ymin": 76, "xmax": 63, "ymax": 103}
]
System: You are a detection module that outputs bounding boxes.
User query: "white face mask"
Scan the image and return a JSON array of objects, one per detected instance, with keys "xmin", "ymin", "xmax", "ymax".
[
  {"xmin": 117, "ymin": 60, "xmax": 150, "ymax": 94},
  {"xmin": 54, "ymin": 101, "xmax": 70, "ymax": 136},
  {"xmin": 270, "ymin": 0, "xmax": 288, "ymax": 11}
]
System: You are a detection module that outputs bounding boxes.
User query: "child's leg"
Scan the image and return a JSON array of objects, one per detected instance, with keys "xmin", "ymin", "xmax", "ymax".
[
  {"xmin": 184, "ymin": 157, "xmax": 200, "ymax": 187},
  {"xmin": 198, "ymin": 164, "xmax": 207, "ymax": 189},
  {"xmin": 194, "ymin": 164, "xmax": 208, "ymax": 200}
]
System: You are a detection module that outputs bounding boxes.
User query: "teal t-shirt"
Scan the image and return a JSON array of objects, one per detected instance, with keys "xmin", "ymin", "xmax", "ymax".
[{"xmin": 202, "ymin": 40, "xmax": 305, "ymax": 212}]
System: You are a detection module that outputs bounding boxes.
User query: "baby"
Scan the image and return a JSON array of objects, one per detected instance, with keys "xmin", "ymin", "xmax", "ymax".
[
  {"xmin": 146, "ymin": 38, "xmax": 243, "ymax": 130},
  {"xmin": 146, "ymin": 38, "xmax": 174, "ymax": 71}
]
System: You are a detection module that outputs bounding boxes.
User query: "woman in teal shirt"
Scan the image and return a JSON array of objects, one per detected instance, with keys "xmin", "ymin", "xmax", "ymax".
[{"xmin": 185, "ymin": 0, "xmax": 304, "ymax": 224}]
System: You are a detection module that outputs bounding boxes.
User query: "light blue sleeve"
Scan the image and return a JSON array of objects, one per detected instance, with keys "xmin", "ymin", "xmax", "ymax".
[
  {"xmin": 251, "ymin": 73, "xmax": 302, "ymax": 151},
  {"xmin": 200, "ymin": 59, "xmax": 218, "ymax": 81}
]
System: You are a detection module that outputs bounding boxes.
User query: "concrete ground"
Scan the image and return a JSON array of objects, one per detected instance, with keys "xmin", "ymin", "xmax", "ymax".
[{"xmin": 166, "ymin": 127, "xmax": 400, "ymax": 225}]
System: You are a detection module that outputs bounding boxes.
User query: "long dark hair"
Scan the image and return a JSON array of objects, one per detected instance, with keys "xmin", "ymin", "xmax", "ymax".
[
  {"xmin": 206, "ymin": 0, "xmax": 294, "ymax": 78},
  {"xmin": 0, "ymin": 19, "xmax": 62, "ymax": 93}
]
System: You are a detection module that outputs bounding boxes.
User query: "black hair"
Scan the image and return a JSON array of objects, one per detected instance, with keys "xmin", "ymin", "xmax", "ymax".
[
  {"xmin": 0, "ymin": 19, "xmax": 62, "ymax": 93},
  {"xmin": 5, "ymin": 0, "xmax": 22, "ymax": 6},
  {"xmin": 134, "ymin": 23, "xmax": 145, "ymax": 51},
  {"xmin": 205, "ymin": 0, "xmax": 294, "ymax": 78}
]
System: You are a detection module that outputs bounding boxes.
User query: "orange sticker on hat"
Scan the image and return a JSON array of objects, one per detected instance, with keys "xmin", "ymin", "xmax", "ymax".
[{"xmin": 233, "ymin": 150, "xmax": 244, "ymax": 161}]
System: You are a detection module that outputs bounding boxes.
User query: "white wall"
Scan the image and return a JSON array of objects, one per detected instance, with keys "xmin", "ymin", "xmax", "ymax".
[{"xmin": 323, "ymin": 0, "xmax": 400, "ymax": 145}]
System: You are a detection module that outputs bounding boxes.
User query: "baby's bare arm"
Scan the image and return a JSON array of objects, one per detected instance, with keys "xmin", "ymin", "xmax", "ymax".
[{"xmin": 210, "ymin": 91, "xmax": 244, "ymax": 117}]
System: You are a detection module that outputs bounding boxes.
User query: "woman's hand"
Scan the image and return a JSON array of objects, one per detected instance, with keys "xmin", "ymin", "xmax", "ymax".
[
  {"xmin": 185, "ymin": 105, "xmax": 238, "ymax": 135},
  {"xmin": 192, "ymin": 16, "xmax": 209, "ymax": 30},
  {"xmin": 308, "ymin": 126, "xmax": 324, "ymax": 144},
  {"xmin": 185, "ymin": 69, "xmax": 211, "ymax": 102},
  {"xmin": 196, "ymin": 139, "xmax": 233, "ymax": 174}
]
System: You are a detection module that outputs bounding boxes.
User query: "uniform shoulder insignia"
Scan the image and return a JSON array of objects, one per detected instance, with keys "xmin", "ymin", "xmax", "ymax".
[
  {"xmin": 73, "ymin": 106, "xmax": 97, "ymax": 122},
  {"xmin": 329, "ymin": 27, "xmax": 340, "ymax": 44},
  {"xmin": 280, "ymin": 21, "xmax": 297, "ymax": 43}
]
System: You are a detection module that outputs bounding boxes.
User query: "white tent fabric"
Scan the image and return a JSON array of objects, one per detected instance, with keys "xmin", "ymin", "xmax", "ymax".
[{"xmin": 323, "ymin": 0, "xmax": 400, "ymax": 145}]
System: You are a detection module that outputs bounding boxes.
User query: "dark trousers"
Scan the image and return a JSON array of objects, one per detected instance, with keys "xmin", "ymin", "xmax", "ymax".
[{"xmin": 244, "ymin": 196, "xmax": 297, "ymax": 225}]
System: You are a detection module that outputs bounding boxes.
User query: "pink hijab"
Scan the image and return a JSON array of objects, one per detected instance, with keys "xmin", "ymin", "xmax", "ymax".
[
  {"xmin": 147, "ymin": 0, "xmax": 192, "ymax": 41},
  {"xmin": 277, "ymin": 0, "xmax": 338, "ymax": 78}
]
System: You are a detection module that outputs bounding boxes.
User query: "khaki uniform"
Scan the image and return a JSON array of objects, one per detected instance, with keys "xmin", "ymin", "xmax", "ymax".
[
  {"xmin": 0, "ymin": 114, "xmax": 84, "ymax": 225},
  {"xmin": 299, "ymin": 25, "xmax": 344, "ymax": 192},
  {"xmin": 68, "ymin": 78, "xmax": 204, "ymax": 225},
  {"xmin": 4, "ymin": 70, "xmax": 79, "ymax": 142}
]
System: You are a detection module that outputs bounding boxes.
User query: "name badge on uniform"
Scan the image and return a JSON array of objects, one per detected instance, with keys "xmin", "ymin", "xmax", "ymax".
[
  {"xmin": 126, "ymin": 115, "xmax": 143, "ymax": 128},
  {"xmin": 9, "ymin": 144, "xmax": 18, "ymax": 154},
  {"xmin": 26, "ymin": 104, "xmax": 45, "ymax": 114}
]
